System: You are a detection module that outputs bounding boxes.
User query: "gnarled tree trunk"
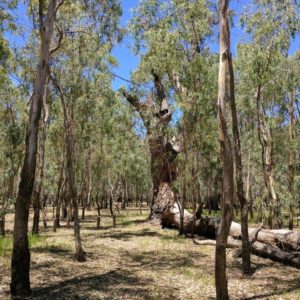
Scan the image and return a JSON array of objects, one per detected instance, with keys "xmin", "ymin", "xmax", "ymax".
[{"xmin": 122, "ymin": 72, "xmax": 180, "ymax": 224}]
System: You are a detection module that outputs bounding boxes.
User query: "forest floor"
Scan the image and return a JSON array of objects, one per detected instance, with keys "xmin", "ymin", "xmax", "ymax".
[{"xmin": 1, "ymin": 208, "xmax": 300, "ymax": 300}]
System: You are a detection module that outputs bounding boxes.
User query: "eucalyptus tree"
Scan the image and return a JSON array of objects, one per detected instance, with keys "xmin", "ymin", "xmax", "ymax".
[
  {"xmin": 128, "ymin": 0, "xmax": 219, "ymax": 221},
  {"xmin": 215, "ymin": 1, "xmax": 233, "ymax": 298},
  {"xmin": 284, "ymin": 53, "xmax": 300, "ymax": 229},
  {"xmin": 0, "ymin": 0, "xmax": 19, "ymax": 237},
  {"xmin": 0, "ymin": 83, "xmax": 25, "ymax": 237},
  {"xmin": 48, "ymin": 0, "xmax": 122, "ymax": 260},
  {"xmin": 11, "ymin": 0, "xmax": 61, "ymax": 295},
  {"xmin": 237, "ymin": 0, "xmax": 299, "ymax": 229}
]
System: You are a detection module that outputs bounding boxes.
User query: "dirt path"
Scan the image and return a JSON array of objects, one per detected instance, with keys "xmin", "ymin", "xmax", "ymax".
[{"xmin": 1, "ymin": 209, "xmax": 300, "ymax": 299}]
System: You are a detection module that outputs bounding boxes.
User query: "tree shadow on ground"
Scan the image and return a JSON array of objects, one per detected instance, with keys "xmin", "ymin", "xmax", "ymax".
[
  {"xmin": 126, "ymin": 249, "xmax": 208, "ymax": 271},
  {"xmin": 84, "ymin": 218, "xmax": 149, "ymax": 230},
  {"xmin": 244, "ymin": 276, "xmax": 300, "ymax": 299},
  {"xmin": 32, "ymin": 245, "xmax": 72, "ymax": 258},
  {"xmin": 84, "ymin": 228, "xmax": 161, "ymax": 241},
  {"xmin": 30, "ymin": 269, "xmax": 168, "ymax": 300}
]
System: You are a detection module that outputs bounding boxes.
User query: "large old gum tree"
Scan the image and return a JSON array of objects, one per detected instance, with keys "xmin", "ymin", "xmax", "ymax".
[{"xmin": 122, "ymin": 72, "xmax": 180, "ymax": 223}]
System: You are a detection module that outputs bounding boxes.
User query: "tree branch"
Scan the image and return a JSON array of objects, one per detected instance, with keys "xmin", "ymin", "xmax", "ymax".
[
  {"xmin": 50, "ymin": 27, "xmax": 63, "ymax": 55},
  {"xmin": 55, "ymin": 0, "xmax": 65, "ymax": 13},
  {"xmin": 120, "ymin": 88, "xmax": 144, "ymax": 111}
]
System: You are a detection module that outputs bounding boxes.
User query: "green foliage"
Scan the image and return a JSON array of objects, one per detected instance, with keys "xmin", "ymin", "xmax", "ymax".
[{"xmin": 0, "ymin": 0, "xmax": 299, "ymax": 225}]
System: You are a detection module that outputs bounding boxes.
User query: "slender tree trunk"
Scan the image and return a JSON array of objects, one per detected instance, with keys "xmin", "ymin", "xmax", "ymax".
[
  {"xmin": 121, "ymin": 176, "xmax": 126, "ymax": 210},
  {"xmin": 256, "ymin": 87, "xmax": 281, "ymax": 229},
  {"xmin": 51, "ymin": 76, "xmax": 86, "ymax": 262},
  {"xmin": 32, "ymin": 80, "xmax": 49, "ymax": 235},
  {"xmin": 215, "ymin": 1, "xmax": 234, "ymax": 299},
  {"xmin": 288, "ymin": 92, "xmax": 295, "ymax": 230},
  {"xmin": 41, "ymin": 194, "xmax": 48, "ymax": 228},
  {"xmin": 53, "ymin": 147, "xmax": 65, "ymax": 231},
  {"xmin": 179, "ymin": 149, "xmax": 188, "ymax": 235},
  {"xmin": 11, "ymin": 0, "xmax": 57, "ymax": 296},
  {"xmin": 86, "ymin": 142, "xmax": 92, "ymax": 211},
  {"xmin": 0, "ymin": 199, "xmax": 5, "ymax": 236},
  {"xmin": 1, "ymin": 172, "xmax": 15, "ymax": 237},
  {"xmin": 228, "ymin": 44, "xmax": 251, "ymax": 274},
  {"xmin": 245, "ymin": 150, "xmax": 254, "ymax": 220}
]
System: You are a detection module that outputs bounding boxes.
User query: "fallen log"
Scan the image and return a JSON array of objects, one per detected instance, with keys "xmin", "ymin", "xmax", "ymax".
[
  {"xmin": 193, "ymin": 237, "xmax": 300, "ymax": 268},
  {"xmin": 151, "ymin": 182, "xmax": 300, "ymax": 268},
  {"xmin": 230, "ymin": 222, "xmax": 300, "ymax": 251},
  {"xmin": 163, "ymin": 199, "xmax": 300, "ymax": 251}
]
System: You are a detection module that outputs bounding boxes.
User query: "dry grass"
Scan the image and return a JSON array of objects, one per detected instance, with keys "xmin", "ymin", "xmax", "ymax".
[{"xmin": 1, "ymin": 208, "xmax": 300, "ymax": 299}]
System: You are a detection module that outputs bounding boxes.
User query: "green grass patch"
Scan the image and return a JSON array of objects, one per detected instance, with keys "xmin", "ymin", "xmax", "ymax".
[
  {"xmin": 0, "ymin": 236, "xmax": 11, "ymax": 257},
  {"xmin": 181, "ymin": 267, "xmax": 214, "ymax": 284},
  {"xmin": 0, "ymin": 234, "xmax": 46, "ymax": 257}
]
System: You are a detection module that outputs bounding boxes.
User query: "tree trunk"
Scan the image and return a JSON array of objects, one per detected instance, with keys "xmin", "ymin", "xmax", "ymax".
[
  {"xmin": 53, "ymin": 148, "xmax": 65, "ymax": 232},
  {"xmin": 32, "ymin": 79, "xmax": 49, "ymax": 235},
  {"xmin": 41, "ymin": 194, "xmax": 48, "ymax": 228},
  {"xmin": 1, "ymin": 171, "xmax": 15, "ymax": 237},
  {"xmin": 215, "ymin": 1, "xmax": 234, "ymax": 299},
  {"xmin": 245, "ymin": 150, "xmax": 254, "ymax": 219},
  {"xmin": 86, "ymin": 142, "xmax": 92, "ymax": 211},
  {"xmin": 11, "ymin": 0, "xmax": 57, "ymax": 296},
  {"xmin": 256, "ymin": 86, "xmax": 281, "ymax": 229},
  {"xmin": 288, "ymin": 92, "xmax": 295, "ymax": 230},
  {"xmin": 0, "ymin": 208, "xmax": 5, "ymax": 236},
  {"xmin": 51, "ymin": 76, "xmax": 86, "ymax": 262},
  {"xmin": 122, "ymin": 72, "xmax": 180, "ymax": 224},
  {"xmin": 228, "ymin": 38, "xmax": 251, "ymax": 274}
]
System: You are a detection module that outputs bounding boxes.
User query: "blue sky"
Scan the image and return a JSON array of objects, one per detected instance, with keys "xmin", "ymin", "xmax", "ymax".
[{"xmin": 5, "ymin": 0, "xmax": 300, "ymax": 91}]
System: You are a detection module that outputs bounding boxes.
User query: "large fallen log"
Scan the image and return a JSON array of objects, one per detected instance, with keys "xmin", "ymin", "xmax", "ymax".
[
  {"xmin": 154, "ymin": 183, "xmax": 300, "ymax": 268},
  {"xmin": 162, "ymin": 196, "xmax": 300, "ymax": 252},
  {"xmin": 230, "ymin": 222, "xmax": 300, "ymax": 251},
  {"xmin": 193, "ymin": 237, "xmax": 300, "ymax": 268}
]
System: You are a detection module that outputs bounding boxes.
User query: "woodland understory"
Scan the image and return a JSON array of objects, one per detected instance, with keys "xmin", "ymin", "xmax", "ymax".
[{"xmin": 1, "ymin": 209, "xmax": 300, "ymax": 300}]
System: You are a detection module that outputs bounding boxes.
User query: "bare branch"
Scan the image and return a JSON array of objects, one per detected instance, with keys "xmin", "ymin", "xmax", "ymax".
[
  {"xmin": 55, "ymin": 0, "xmax": 65, "ymax": 13},
  {"xmin": 50, "ymin": 27, "xmax": 63, "ymax": 55},
  {"xmin": 120, "ymin": 88, "xmax": 144, "ymax": 111}
]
